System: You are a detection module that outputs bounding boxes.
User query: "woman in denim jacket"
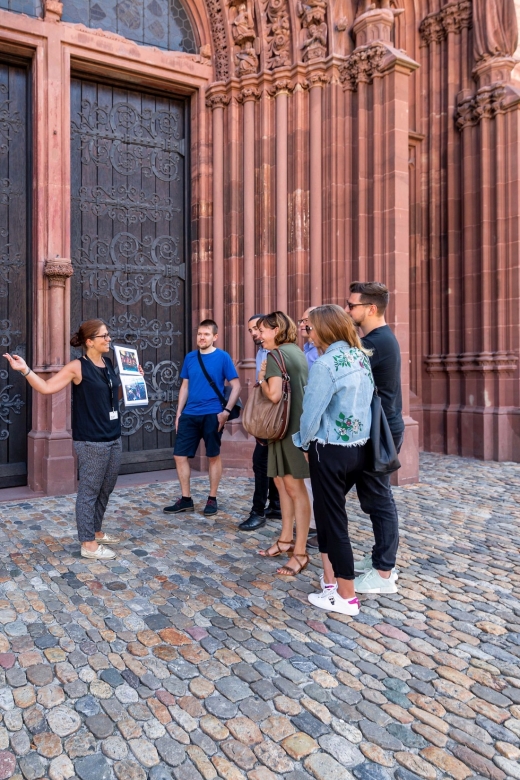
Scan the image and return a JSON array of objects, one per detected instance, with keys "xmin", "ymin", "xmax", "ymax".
[{"xmin": 293, "ymin": 304, "xmax": 374, "ymax": 616}]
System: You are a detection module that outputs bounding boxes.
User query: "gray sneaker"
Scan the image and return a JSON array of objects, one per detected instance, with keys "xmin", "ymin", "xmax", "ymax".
[
  {"xmin": 354, "ymin": 553, "xmax": 398, "ymax": 578},
  {"xmin": 354, "ymin": 568, "xmax": 398, "ymax": 594}
]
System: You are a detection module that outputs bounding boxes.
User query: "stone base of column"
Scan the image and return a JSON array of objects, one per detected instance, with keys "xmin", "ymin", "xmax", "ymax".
[
  {"xmin": 28, "ymin": 431, "xmax": 76, "ymax": 495},
  {"xmin": 391, "ymin": 415, "xmax": 419, "ymax": 486}
]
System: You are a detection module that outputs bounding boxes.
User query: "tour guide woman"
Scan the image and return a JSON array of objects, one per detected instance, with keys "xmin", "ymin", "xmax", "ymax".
[
  {"xmin": 293, "ymin": 305, "xmax": 374, "ymax": 616},
  {"xmin": 257, "ymin": 311, "xmax": 311, "ymax": 576},
  {"xmin": 3, "ymin": 319, "xmax": 132, "ymax": 561}
]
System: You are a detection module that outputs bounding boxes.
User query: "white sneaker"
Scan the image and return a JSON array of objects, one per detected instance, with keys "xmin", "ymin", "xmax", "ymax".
[
  {"xmin": 95, "ymin": 533, "xmax": 120, "ymax": 545},
  {"xmin": 354, "ymin": 553, "xmax": 398, "ymax": 578},
  {"xmin": 354, "ymin": 567, "xmax": 398, "ymax": 594},
  {"xmin": 319, "ymin": 574, "xmax": 338, "ymax": 592},
  {"xmin": 308, "ymin": 588, "xmax": 360, "ymax": 616},
  {"xmin": 81, "ymin": 544, "xmax": 116, "ymax": 560}
]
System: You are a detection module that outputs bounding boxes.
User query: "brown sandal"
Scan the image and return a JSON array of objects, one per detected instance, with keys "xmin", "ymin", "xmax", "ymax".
[
  {"xmin": 258, "ymin": 538, "xmax": 295, "ymax": 558},
  {"xmin": 277, "ymin": 553, "xmax": 310, "ymax": 576}
]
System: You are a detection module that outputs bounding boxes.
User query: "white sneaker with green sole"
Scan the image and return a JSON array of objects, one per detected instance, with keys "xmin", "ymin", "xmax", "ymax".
[
  {"xmin": 354, "ymin": 553, "xmax": 398, "ymax": 578},
  {"xmin": 354, "ymin": 568, "xmax": 398, "ymax": 594}
]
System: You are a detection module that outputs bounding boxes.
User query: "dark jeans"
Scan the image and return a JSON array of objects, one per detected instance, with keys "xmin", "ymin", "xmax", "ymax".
[
  {"xmin": 309, "ymin": 441, "xmax": 369, "ymax": 580},
  {"xmin": 344, "ymin": 432, "xmax": 403, "ymax": 572},
  {"xmin": 252, "ymin": 440, "xmax": 280, "ymax": 515}
]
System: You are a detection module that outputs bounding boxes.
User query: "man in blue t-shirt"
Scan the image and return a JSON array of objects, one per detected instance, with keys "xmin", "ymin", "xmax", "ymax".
[{"xmin": 164, "ymin": 320, "xmax": 240, "ymax": 516}]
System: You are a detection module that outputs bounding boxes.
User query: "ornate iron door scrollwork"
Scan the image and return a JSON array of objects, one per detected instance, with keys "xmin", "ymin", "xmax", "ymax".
[
  {"xmin": 71, "ymin": 80, "xmax": 187, "ymax": 474},
  {"xmin": 0, "ymin": 64, "xmax": 30, "ymax": 487}
]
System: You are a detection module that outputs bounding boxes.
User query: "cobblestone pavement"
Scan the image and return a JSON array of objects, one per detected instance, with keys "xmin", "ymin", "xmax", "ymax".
[{"xmin": 0, "ymin": 453, "xmax": 518, "ymax": 780}]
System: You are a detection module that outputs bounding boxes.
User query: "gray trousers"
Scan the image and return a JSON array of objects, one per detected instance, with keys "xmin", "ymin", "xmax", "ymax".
[{"xmin": 74, "ymin": 439, "xmax": 122, "ymax": 542}]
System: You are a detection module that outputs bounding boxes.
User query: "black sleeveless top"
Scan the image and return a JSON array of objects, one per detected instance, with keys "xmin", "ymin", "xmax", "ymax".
[{"xmin": 72, "ymin": 356, "xmax": 121, "ymax": 442}]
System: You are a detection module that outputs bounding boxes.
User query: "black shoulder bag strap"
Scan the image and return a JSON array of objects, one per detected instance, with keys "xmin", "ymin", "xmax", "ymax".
[
  {"xmin": 197, "ymin": 350, "xmax": 226, "ymax": 407},
  {"xmin": 197, "ymin": 351, "xmax": 242, "ymax": 420}
]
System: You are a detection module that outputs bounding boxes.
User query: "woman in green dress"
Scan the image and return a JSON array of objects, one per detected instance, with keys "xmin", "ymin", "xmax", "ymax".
[{"xmin": 256, "ymin": 311, "xmax": 311, "ymax": 576}]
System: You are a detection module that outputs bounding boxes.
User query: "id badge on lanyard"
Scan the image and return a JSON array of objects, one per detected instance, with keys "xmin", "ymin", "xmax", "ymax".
[{"xmin": 102, "ymin": 360, "xmax": 118, "ymax": 421}]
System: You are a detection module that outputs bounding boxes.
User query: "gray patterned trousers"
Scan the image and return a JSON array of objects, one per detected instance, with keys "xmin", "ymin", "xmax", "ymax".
[{"xmin": 74, "ymin": 439, "xmax": 122, "ymax": 542}]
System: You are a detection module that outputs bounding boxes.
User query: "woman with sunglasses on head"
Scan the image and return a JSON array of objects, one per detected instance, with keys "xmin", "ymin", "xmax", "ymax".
[
  {"xmin": 3, "ymin": 319, "xmax": 134, "ymax": 561},
  {"xmin": 293, "ymin": 305, "xmax": 374, "ymax": 615},
  {"xmin": 256, "ymin": 311, "xmax": 311, "ymax": 576}
]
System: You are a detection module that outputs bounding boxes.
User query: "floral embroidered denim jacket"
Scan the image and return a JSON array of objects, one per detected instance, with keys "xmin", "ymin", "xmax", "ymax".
[{"xmin": 292, "ymin": 341, "xmax": 374, "ymax": 451}]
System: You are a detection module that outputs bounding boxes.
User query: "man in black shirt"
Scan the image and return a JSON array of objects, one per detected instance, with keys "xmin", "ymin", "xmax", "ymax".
[{"xmin": 344, "ymin": 281, "xmax": 404, "ymax": 595}]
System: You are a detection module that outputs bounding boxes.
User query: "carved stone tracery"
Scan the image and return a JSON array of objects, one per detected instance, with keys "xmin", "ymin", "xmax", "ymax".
[
  {"xmin": 419, "ymin": 0, "xmax": 472, "ymax": 46},
  {"xmin": 263, "ymin": 0, "xmax": 291, "ymax": 69},
  {"xmin": 339, "ymin": 43, "xmax": 387, "ymax": 90},
  {"xmin": 44, "ymin": 259, "xmax": 74, "ymax": 289},
  {"xmin": 297, "ymin": 0, "xmax": 327, "ymax": 62},
  {"xmin": 228, "ymin": 0, "xmax": 258, "ymax": 76},
  {"xmin": 206, "ymin": 0, "xmax": 230, "ymax": 82},
  {"xmin": 454, "ymin": 83, "xmax": 520, "ymax": 129}
]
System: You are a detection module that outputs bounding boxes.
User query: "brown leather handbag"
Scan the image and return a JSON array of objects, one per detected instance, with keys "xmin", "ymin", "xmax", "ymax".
[{"xmin": 242, "ymin": 349, "xmax": 292, "ymax": 441}]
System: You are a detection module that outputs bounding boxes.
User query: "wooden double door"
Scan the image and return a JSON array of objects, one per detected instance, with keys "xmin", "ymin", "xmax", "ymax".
[
  {"xmin": 0, "ymin": 60, "xmax": 31, "ymax": 488},
  {"xmin": 70, "ymin": 78, "xmax": 189, "ymax": 473}
]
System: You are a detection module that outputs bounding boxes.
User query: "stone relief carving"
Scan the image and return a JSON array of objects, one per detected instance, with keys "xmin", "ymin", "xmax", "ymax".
[
  {"xmin": 339, "ymin": 43, "xmax": 387, "ymax": 90},
  {"xmin": 206, "ymin": 0, "xmax": 230, "ymax": 82},
  {"xmin": 455, "ymin": 84, "xmax": 512, "ymax": 128},
  {"xmin": 228, "ymin": 0, "xmax": 258, "ymax": 76},
  {"xmin": 297, "ymin": 0, "xmax": 327, "ymax": 62},
  {"xmin": 205, "ymin": 92, "xmax": 231, "ymax": 110},
  {"xmin": 419, "ymin": 0, "xmax": 471, "ymax": 46},
  {"xmin": 263, "ymin": 0, "xmax": 291, "ymax": 69},
  {"xmin": 473, "ymin": 0, "xmax": 518, "ymax": 62},
  {"xmin": 44, "ymin": 259, "xmax": 74, "ymax": 289}
]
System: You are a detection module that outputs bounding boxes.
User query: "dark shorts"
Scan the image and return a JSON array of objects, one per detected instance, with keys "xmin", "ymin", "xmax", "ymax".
[{"xmin": 174, "ymin": 413, "xmax": 222, "ymax": 458}]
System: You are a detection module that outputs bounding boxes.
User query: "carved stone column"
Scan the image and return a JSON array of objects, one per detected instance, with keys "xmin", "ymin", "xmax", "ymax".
[
  {"xmin": 341, "ymin": 7, "xmax": 420, "ymax": 484},
  {"xmin": 238, "ymin": 84, "xmax": 260, "ymax": 377},
  {"xmin": 206, "ymin": 88, "xmax": 230, "ymax": 333},
  {"xmin": 28, "ymin": 26, "xmax": 76, "ymax": 496},
  {"xmin": 269, "ymin": 77, "xmax": 292, "ymax": 312},
  {"xmin": 44, "ymin": 259, "xmax": 74, "ymax": 367},
  {"xmin": 307, "ymin": 70, "xmax": 328, "ymax": 307},
  {"xmin": 453, "ymin": 49, "xmax": 520, "ymax": 459}
]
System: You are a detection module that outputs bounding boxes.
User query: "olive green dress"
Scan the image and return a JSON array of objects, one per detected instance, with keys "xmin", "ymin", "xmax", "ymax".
[{"xmin": 265, "ymin": 343, "xmax": 310, "ymax": 479}]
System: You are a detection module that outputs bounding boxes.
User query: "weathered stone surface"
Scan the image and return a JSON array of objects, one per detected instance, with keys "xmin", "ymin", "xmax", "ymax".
[
  {"xmin": 304, "ymin": 751, "xmax": 355, "ymax": 780},
  {"xmin": 113, "ymin": 759, "xmax": 147, "ymax": 780},
  {"xmin": 281, "ymin": 732, "xmax": 319, "ymax": 760},
  {"xmin": 48, "ymin": 754, "xmax": 75, "ymax": 780},
  {"xmin": 0, "ymin": 751, "xmax": 16, "ymax": 780},
  {"xmin": 18, "ymin": 751, "xmax": 46, "ymax": 780},
  {"xmin": 254, "ymin": 739, "xmax": 294, "ymax": 773},
  {"xmin": 75, "ymin": 753, "xmax": 112, "ymax": 780},
  {"xmin": 226, "ymin": 717, "xmax": 262, "ymax": 745},
  {"xmin": 129, "ymin": 738, "xmax": 160, "ymax": 767},
  {"xmin": 0, "ymin": 464, "xmax": 518, "ymax": 780},
  {"xmin": 46, "ymin": 707, "xmax": 82, "ymax": 738},
  {"xmin": 33, "ymin": 732, "xmax": 62, "ymax": 758}
]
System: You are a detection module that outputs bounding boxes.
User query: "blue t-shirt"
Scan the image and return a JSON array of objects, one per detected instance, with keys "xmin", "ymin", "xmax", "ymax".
[{"xmin": 181, "ymin": 349, "xmax": 239, "ymax": 416}]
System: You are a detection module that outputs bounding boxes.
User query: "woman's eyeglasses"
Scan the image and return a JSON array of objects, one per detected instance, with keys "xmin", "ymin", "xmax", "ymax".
[{"xmin": 93, "ymin": 333, "xmax": 111, "ymax": 340}]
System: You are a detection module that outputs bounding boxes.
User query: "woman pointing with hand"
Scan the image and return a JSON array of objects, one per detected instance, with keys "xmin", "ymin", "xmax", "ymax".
[{"xmin": 3, "ymin": 318, "xmax": 140, "ymax": 561}]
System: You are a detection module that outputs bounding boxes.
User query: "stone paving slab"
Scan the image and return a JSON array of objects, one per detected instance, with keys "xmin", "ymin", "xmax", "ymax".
[{"xmin": 0, "ymin": 452, "xmax": 518, "ymax": 780}]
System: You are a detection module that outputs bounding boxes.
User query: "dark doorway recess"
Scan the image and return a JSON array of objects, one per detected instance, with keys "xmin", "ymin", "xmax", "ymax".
[
  {"xmin": 70, "ymin": 78, "xmax": 189, "ymax": 474},
  {"xmin": 0, "ymin": 60, "xmax": 31, "ymax": 488}
]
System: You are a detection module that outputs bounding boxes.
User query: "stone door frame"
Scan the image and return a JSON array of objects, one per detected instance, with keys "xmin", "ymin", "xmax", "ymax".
[{"xmin": 0, "ymin": 9, "xmax": 211, "ymax": 494}]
